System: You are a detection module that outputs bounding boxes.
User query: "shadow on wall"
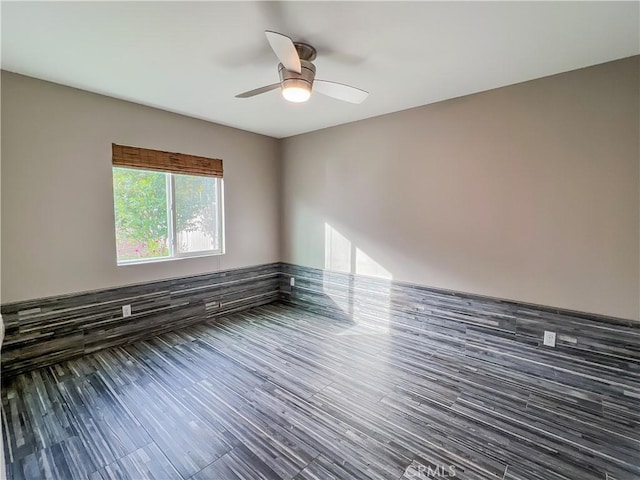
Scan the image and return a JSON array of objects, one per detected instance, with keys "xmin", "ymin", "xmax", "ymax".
[{"xmin": 323, "ymin": 223, "xmax": 393, "ymax": 334}]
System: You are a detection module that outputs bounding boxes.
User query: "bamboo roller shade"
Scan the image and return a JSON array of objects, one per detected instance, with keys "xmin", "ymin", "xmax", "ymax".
[{"xmin": 112, "ymin": 144, "xmax": 223, "ymax": 178}]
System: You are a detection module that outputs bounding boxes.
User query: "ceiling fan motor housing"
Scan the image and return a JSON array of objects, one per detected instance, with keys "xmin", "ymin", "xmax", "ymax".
[{"xmin": 279, "ymin": 59, "xmax": 316, "ymax": 92}]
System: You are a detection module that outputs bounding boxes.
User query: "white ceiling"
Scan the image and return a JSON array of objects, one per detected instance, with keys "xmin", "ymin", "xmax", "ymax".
[{"xmin": 2, "ymin": 2, "xmax": 639, "ymax": 138}]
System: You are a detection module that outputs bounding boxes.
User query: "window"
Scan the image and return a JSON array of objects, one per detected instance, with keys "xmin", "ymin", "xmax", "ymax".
[{"xmin": 111, "ymin": 144, "xmax": 224, "ymax": 264}]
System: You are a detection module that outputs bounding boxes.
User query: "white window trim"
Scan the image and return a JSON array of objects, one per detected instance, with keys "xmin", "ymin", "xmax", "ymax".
[{"xmin": 115, "ymin": 170, "xmax": 225, "ymax": 266}]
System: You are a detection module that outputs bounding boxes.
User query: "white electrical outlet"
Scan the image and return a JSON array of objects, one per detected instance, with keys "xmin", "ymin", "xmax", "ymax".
[
  {"xmin": 290, "ymin": 277, "xmax": 295, "ymax": 287},
  {"xmin": 122, "ymin": 305, "xmax": 132, "ymax": 318},
  {"xmin": 543, "ymin": 331, "xmax": 556, "ymax": 347}
]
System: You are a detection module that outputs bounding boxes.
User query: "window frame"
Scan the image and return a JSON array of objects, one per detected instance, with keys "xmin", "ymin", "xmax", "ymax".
[{"xmin": 114, "ymin": 167, "xmax": 225, "ymax": 266}]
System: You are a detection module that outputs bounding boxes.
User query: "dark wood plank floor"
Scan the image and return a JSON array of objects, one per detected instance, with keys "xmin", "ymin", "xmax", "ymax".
[{"xmin": 2, "ymin": 304, "xmax": 639, "ymax": 480}]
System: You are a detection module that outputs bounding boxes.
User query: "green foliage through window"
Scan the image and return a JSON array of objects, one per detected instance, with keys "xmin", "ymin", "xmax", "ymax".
[{"xmin": 113, "ymin": 167, "xmax": 222, "ymax": 262}]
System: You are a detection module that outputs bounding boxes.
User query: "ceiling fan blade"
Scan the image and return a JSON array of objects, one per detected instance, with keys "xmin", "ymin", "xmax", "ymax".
[
  {"xmin": 265, "ymin": 30, "xmax": 302, "ymax": 74},
  {"xmin": 235, "ymin": 83, "xmax": 281, "ymax": 99},
  {"xmin": 313, "ymin": 80, "xmax": 369, "ymax": 104}
]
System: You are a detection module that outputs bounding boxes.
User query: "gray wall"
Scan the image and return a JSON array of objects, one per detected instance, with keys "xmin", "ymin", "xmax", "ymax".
[
  {"xmin": 281, "ymin": 57, "xmax": 640, "ymax": 320},
  {"xmin": 3, "ymin": 57, "xmax": 639, "ymax": 320},
  {"xmin": 1, "ymin": 71, "xmax": 281, "ymax": 303}
]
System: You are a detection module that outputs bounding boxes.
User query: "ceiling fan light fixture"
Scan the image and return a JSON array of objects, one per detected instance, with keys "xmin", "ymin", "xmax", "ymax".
[
  {"xmin": 279, "ymin": 62, "xmax": 315, "ymax": 103},
  {"xmin": 282, "ymin": 81, "xmax": 312, "ymax": 103}
]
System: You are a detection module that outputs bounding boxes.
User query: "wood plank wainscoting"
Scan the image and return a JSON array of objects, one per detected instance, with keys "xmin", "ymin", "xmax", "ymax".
[
  {"xmin": 1, "ymin": 263, "xmax": 639, "ymax": 479},
  {"xmin": 0, "ymin": 263, "xmax": 280, "ymax": 377}
]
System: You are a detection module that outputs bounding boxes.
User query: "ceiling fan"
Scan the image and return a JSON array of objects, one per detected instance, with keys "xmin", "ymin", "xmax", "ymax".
[{"xmin": 235, "ymin": 31, "xmax": 369, "ymax": 104}]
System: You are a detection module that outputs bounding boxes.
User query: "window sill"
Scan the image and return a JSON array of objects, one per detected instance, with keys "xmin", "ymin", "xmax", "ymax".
[{"xmin": 117, "ymin": 251, "xmax": 224, "ymax": 267}]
